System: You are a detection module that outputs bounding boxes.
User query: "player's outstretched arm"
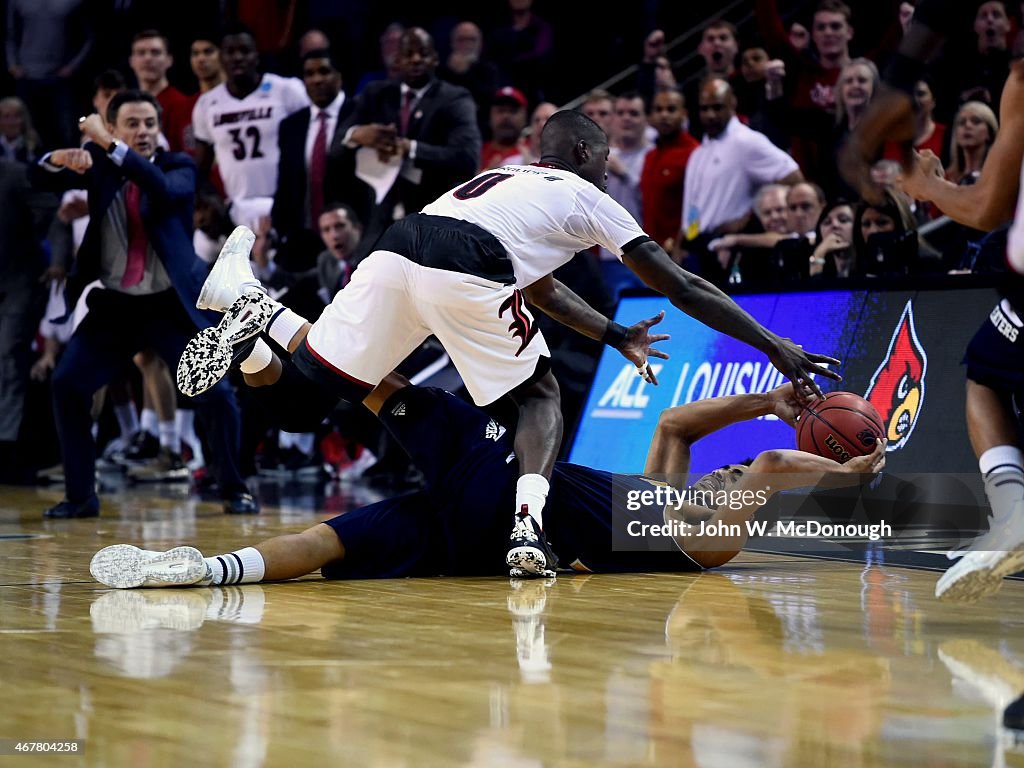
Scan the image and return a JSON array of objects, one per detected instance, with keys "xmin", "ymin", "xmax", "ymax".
[
  {"xmin": 523, "ymin": 274, "xmax": 670, "ymax": 383},
  {"xmin": 623, "ymin": 240, "xmax": 840, "ymax": 398}
]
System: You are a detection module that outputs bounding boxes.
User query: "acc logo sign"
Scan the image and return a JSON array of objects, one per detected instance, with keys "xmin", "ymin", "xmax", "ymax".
[{"xmin": 865, "ymin": 300, "xmax": 928, "ymax": 452}]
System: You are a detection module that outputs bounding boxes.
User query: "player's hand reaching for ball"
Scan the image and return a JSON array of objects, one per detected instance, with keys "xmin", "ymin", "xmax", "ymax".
[
  {"xmin": 767, "ymin": 337, "xmax": 841, "ymax": 401},
  {"xmin": 842, "ymin": 438, "xmax": 887, "ymax": 475},
  {"xmin": 765, "ymin": 382, "xmax": 807, "ymax": 427},
  {"xmin": 618, "ymin": 310, "xmax": 670, "ymax": 385}
]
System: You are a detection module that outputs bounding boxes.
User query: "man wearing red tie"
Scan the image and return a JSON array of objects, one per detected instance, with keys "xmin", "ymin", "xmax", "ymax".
[
  {"xmin": 33, "ymin": 90, "xmax": 256, "ymax": 518},
  {"xmin": 270, "ymin": 49, "xmax": 357, "ymax": 271},
  {"xmin": 334, "ymin": 27, "xmax": 481, "ymax": 253}
]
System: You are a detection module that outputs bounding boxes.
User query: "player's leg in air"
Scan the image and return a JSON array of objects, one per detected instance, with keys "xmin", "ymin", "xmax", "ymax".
[{"xmin": 176, "ymin": 225, "xmax": 567, "ymax": 578}]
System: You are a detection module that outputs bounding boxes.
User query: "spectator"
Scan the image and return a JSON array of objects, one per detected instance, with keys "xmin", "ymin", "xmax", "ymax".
[
  {"xmin": 757, "ymin": 0, "xmax": 856, "ymax": 183},
  {"xmin": 0, "ymin": 97, "xmax": 40, "ymax": 165},
  {"xmin": 6, "ymin": 0, "xmax": 92, "ymax": 149},
  {"xmin": 932, "ymin": 1, "xmax": 1012, "ymax": 121},
  {"xmin": 599, "ymin": 90, "xmax": 653, "ymax": 294},
  {"xmin": 580, "ymin": 89, "xmax": 615, "ymax": 137},
  {"xmin": 355, "ymin": 23, "xmax": 405, "ymax": 95},
  {"xmin": 834, "ymin": 58, "xmax": 880, "ymax": 140},
  {"xmin": 852, "ymin": 189, "xmax": 920, "ymax": 275},
  {"xmin": 635, "ymin": 28, "xmax": 668, "ymax": 106},
  {"xmin": 883, "ymin": 78, "xmax": 947, "ymax": 165},
  {"xmin": 192, "ymin": 25, "xmax": 309, "ymax": 228},
  {"xmin": 129, "ymin": 30, "xmax": 193, "ymax": 153},
  {"xmin": 336, "ymin": 27, "xmax": 481, "ymax": 252},
  {"xmin": 489, "ymin": 0, "xmax": 555, "ymax": 104},
  {"xmin": 809, "ymin": 199, "xmax": 857, "ymax": 277},
  {"xmin": 271, "ymin": 49, "xmax": 356, "ymax": 269},
  {"xmin": 607, "ymin": 91, "xmax": 652, "ymax": 228},
  {"xmin": 315, "ymin": 203, "xmax": 362, "ymax": 304},
  {"xmin": 789, "ymin": 21, "xmax": 811, "ymax": 52},
  {"xmin": 683, "ymin": 20, "xmax": 742, "ymax": 139},
  {"xmin": 680, "ymin": 78, "xmax": 802, "ymax": 273},
  {"xmin": 0, "ymin": 160, "xmax": 55, "ymax": 483},
  {"xmin": 946, "ymin": 100, "xmax": 998, "ymax": 185},
  {"xmin": 194, "ymin": 192, "xmax": 233, "ymax": 264},
  {"xmin": 481, "ymin": 87, "xmax": 528, "ymax": 170},
  {"xmin": 298, "ymin": 29, "xmax": 330, "ymax": 59},
  {"xmin": 32, "ymin": 91, "xmax": 256, "ymax": 517},
  {"xmin": 708, "ymin": 183, "xmax": 795, "ymax": 284},
  {"xmin": 736, "ymin": 41, "xmax": 790, "ymax": 149},
  {"xmin": 189, "ymin": 36, "xmax": 226, "ymax": 97},
  {"xmin": 639, "ymin": 87, "xmax": 699, "ymax": 252},
  {"xmin": 786, "ymin": 182, "xmax": 827, "ymax": 240},
  {"xmin": 507, "ymin": 101, "xmax": 558, "ymax": 165},
  {"xmin": 899, "ymin": 2, "xmax": 916, "ymax": 33},
  {"xmin": 438, "ymin": 21, "xmax": 502, "ymax": 137}
]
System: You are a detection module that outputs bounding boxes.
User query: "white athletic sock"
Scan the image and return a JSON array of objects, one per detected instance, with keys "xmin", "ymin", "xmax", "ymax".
[
  {"xmin": 239, "ymin": 338, "xmax": 273, "ymax": 374},
  {"xmin": 140, "ymin": 408, "xmax": 159, "ymax": 437},
  {"xmin": 203, "ymin": 547, "xmax": 266, "ymax": 586},
  {"xmin": 516, "ymin": 474, "xmax": 549, "ymax": 529},
  {"xmin": 114, "ymin": 402, "xmax": 139, "ymax": 438},
  {"xmin": 267, "ymin": 308, "xmax": 307, "ymax": 350},
  {"xmin": 158, "ymin": 420, "xmax": 178, "ymax": 450},
  {"xmin": 980, "ymin": 446, "xmax": 1024, "ymax": 526}
]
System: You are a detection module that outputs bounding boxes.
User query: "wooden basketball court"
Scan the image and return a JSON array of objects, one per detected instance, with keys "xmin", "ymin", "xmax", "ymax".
[{"xmin": 3, "ymin": 482, "xmax": 1024, "ymax": 767}]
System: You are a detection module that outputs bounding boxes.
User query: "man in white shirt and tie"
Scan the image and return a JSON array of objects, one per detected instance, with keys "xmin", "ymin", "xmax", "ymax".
[{"xmin": 270, "ymin": 49, "xmax": 355, "ymax": 267}]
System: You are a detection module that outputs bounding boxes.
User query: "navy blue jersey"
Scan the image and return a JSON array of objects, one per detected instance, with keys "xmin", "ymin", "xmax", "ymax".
[{"xmin": 322, "ymin": 386, "xmax": 701, "ymax": 578}]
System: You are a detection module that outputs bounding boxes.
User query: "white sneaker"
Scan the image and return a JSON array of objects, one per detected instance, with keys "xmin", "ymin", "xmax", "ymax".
[
  {"xmin": 936, "ymin": 515, "xmax": 1024, "ymax": 602},
  {"xmin": 176, "ymin": 291, "xmax": 277, "ymax": 397},
  {"xmin": 90, "ymin": 544, "xmax": 210, "ymax": 589},
  {"xmin": 196, "ymin": 225, "xmax": 262, "ymax": 312}
]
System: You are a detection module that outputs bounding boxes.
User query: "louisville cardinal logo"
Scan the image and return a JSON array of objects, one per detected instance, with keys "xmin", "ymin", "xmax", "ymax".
[
  {"xmin": 499, "ymin": 289, "xmax": 538, "ymax": 357},
  {"xmin": 865, "ymin": 300, "xmax": 928, "ymax": 452}
]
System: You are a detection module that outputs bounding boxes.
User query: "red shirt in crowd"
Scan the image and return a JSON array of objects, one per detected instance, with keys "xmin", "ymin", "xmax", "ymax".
[
  {"xmin": 156, "ymin": 85, "xmax": 194, "ymax": 154},
  {"xmin": 639, "ymin": 130, "xmax": 700, "ymax": 247}
]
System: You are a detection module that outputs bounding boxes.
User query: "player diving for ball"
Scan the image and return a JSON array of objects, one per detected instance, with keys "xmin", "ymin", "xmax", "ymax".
[
  {"xmin": 90, "ymin": 336, "xmax": 885, "ymax": 588},
  {"xmin": 172, "ymin": 108, "xmax": 840, "ymax": 580}
]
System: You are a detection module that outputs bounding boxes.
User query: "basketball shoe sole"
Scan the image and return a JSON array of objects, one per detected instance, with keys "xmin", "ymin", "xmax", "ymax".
[
  {"xmin": 936, "ymin": 543, "xmax": 1024, "ymax": 602},
  {"xmin": 90, "ymin": 544, "xmax": 209, "ymax": 589},
  {"xmin": 177, "ymin": 291, "xmax": 276, "ymax": 397}
]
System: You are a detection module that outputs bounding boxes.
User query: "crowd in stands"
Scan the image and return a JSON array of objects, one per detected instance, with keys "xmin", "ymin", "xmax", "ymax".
[{"xmin": 1, "ymin": 0, "xmax": 1016, "ymax": 514}]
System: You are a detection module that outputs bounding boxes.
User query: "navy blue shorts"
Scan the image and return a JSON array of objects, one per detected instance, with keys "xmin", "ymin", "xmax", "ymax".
[
  {"xmin": 963, "ymin": 302, "xmax": 1024, "ymax": 395},
  {"xmin": 321, "ymin": 386, "xmax": 702, "ymax": 578},
  {"xmin": 323, "ymin": 386, "xmax": 516, "ymax": 578}
]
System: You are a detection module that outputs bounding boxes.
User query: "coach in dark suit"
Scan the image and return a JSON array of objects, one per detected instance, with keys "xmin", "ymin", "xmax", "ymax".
[
  {"xmin": 334, "ymin": 27, "xmax": 481, "ymax": 250},
  {"xmin": 271, "ymin": 49, "xmax": 361, "ymax": 270},
  {"xmin": 33, "ymin": 91, "xmax": 256, "ymax": 518}
]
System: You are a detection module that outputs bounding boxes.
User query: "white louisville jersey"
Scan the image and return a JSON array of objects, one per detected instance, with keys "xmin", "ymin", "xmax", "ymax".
[
  {"xmin": 191, "ymin": 73, "xmax": 309, "ymax": 202},
  {"xmin": 421, "ymin": 164, "xmax": 650, "ymax": 288}
]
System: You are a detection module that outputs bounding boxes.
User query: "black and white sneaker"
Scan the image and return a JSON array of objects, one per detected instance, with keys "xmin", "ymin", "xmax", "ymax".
[
  {"xmin": 177, "ymin": 291, "xmax": 277, "ymax": 396},
  {"xmin": 506, "ymin": 506, "xmax": 558, "ymax": 578}
]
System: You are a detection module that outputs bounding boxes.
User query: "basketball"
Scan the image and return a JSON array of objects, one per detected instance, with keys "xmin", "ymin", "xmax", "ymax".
[{"xmin": 796, "ymin": 392, "xmax": 884, "ymax": 463}]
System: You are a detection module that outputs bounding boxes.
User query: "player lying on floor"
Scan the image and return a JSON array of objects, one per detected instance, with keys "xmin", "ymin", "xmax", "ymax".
[{"xmin": 89, "ymin": 369, "xmax": 885, "ymax": 587}]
